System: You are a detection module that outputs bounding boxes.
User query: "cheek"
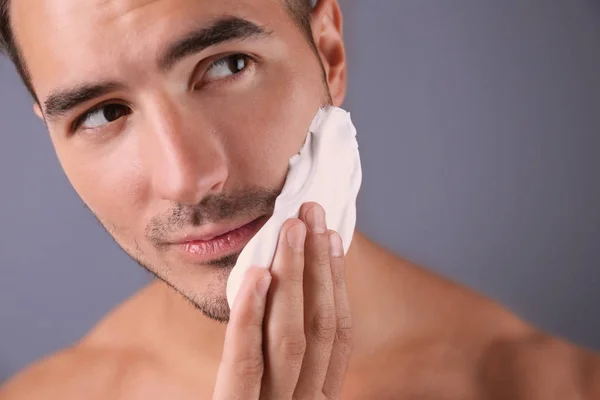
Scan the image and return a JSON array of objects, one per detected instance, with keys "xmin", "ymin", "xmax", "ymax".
[
  {"xmin": 205, "ymin": 63, "xmax": 325, "ymax": 188},
  {"xmin": 56, "ymin": 142, "xmax": 147, "ymax": 231}
]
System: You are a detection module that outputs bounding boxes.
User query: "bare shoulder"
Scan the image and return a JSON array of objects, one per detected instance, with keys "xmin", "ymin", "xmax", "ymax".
[
  {"xmin": 391, "ymin": 255, "xmax": 600, "ymax": 399},
  {"xmin": 0, "ymin": 285, "xmax": 173, "ymax": 400},
  {"xmin": 438, "ymin": 274, "xmax": 600, "ymax": 399},
  {"xmin": 0, "ymin": 342, "xmax": 186, "ymax": 400},
  {"xmin": 479, "ymin": 329, "xmax": 600, "ymax": 399},
  {"xmin": 0, "ymin": 344, "xmax": 129, "ymax": 400}
]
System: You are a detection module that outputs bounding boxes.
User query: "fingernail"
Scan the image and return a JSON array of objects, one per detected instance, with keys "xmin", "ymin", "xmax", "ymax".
[
  {"xmin": 287, "ymin": 223, "xmax": 306, "ymax": 250},
  {"xmin": 329, "ymin": 232, "xmax": 343, "ymax": 257},
  {"xmin": 307, "ymin": 206, "xmax": 326, "ymax": 234},
  {"xmin": 256, "ymin": 275, "xmax": 272, "ymax": 297}
]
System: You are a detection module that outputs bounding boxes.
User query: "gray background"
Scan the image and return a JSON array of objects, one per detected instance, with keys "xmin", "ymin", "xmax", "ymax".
[{"xmin": 1, "ymin": 0, "xmax": 599, "ymax": 383}]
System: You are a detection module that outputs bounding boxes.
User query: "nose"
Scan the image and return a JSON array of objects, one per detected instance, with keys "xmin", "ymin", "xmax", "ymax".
[{"xmin": 144, "ymin": 99, "xmax": 229, "ymax": 205}]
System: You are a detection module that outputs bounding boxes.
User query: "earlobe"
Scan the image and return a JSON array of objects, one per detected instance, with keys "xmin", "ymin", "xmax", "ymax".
[
  {"xmin": 310, "ymin": 0, "xmax": 347, "ymax": 106},
  {"xmin": 33, "ymin": 103, "xmax": 44, "ymax": 120}
]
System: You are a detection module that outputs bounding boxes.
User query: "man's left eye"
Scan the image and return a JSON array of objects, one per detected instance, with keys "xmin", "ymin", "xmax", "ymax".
[{"xmin": 204, "ymin": 54, "xmax": 251, "ymax": 82}]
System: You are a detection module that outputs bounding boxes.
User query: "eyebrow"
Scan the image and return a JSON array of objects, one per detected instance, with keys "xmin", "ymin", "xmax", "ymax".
[
  {"xmin": 44, "ymin": 82, "xmax": 126, "ymax": 122},
  {"xmin": 158, "ymin": 16, "xmax": 271, "ymax": 72},
  {"xmin": 43, "ymin": 17, "xmax": 271, "ymax": 121}
]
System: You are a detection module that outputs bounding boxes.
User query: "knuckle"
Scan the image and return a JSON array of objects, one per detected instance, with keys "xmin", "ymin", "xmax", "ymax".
[
  {"xmin": 335, "ymin": 315, "xmax": 354, "ymax": 344},
  {"xmin": 308, "ymin": 242, "xmax": 330, "ymax": 271},
  {"xmin": 279, "ymin": 334, "xmax": 307, "ymax": 360},
  {"xmin": 233, "ymin": 355, "xmax": 264, "ymax": 379},
  {"xmin": 336, "ymin": 333, "xmax": 353, "ymax": 359},
  {"xmin": 311, "ymin": 308, "xmax": 337, "ymax": 341}
]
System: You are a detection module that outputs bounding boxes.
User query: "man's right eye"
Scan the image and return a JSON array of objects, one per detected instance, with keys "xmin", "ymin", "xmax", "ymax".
[{"xmin": 74, "ymin": 104, "xmax": 132, "ymax": 131}]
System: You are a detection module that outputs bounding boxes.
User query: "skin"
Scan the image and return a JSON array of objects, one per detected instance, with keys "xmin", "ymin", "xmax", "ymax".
[{"xmin": 1, "ymin": 0, "xmax": 600, "ymax": 398}]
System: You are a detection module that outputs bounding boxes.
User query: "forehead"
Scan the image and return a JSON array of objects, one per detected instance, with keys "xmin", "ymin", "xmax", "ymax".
[{"xmin": 10, "ymin": 0, "xmax": 291, "ymax": 98}]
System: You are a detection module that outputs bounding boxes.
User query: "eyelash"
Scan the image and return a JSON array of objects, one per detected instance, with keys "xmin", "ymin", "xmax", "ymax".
[
  {"xmin": 196, "ymin": 53, "xmax": 255, "ymax": 89},
  {"xmin": 71, "ymin": 102, "xmax": 129, "ymax": 133},
  {"xmin": 70, "ymin": 53, "xmax": 255, "ymax": 134}
]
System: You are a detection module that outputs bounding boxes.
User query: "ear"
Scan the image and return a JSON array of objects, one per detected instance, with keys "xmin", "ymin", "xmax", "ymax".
[
  {"xmin": 310, "ymin": 0, "xmax": 347, "ymax": 106},
  {"xmin": 33, "ymin": 103, "xmax": 44, "ymax": 120}
]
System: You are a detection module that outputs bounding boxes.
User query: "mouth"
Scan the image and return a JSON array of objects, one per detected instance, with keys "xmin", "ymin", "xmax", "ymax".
[{"xmin": 174, "ymin": 215, "xmax": 268, "ymax": 263}]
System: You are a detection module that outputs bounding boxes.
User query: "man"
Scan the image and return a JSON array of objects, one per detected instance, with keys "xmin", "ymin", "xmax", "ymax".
[{"xmin": 0, "ymin": 0, "xmax": 599, "ymax": 398}]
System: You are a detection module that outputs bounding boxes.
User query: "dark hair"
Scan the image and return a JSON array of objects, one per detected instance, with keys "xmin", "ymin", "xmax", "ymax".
[
  {"xmin": 0, "ymin": 0, "xmax": 36, "ymax": 100},
  {"xmin": 0, "ymin": 0, "xmax": 316, "ymax": 102}
]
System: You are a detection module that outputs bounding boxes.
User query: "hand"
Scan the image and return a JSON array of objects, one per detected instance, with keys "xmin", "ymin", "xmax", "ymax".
[{"xmin": 212, "ymin": 202, "xmax": 352, "ymax": 400}]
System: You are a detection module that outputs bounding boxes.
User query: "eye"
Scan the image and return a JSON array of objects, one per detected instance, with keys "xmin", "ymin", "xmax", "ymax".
[
  {"xmin": 203, "ymin": 54, "xmax": 252, "ymax": 83},
  {"xmin": 75, "ymin": 104, "xmax": 131, "ymax": 131}
]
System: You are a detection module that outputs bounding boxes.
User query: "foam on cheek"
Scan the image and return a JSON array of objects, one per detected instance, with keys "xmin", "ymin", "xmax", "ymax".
[{"xmin": 226, "ymin": 106, "xmax": 363, "ymax": 308}]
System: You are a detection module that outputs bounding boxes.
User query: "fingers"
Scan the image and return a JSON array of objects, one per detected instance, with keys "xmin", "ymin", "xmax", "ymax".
[
  {"xmin": 219, "ymin": 202, "xmax": 352, "ymax": 400},
  {"xmin": 260, "ymin": 219, "xmax": 307, "ymax": 398},
  {"xmin": 322, "ymin": 231, "xmax": 353, "ymax": 399},
  {"xmin": 212, "ymin": 267, "xmax": 271, "ymax": 400},
  {"xmin": 293, "ymin": 203, "xmax": 337, "ymax": 398}
]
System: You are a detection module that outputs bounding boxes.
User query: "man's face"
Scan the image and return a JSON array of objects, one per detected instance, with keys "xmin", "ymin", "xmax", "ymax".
[{"xmin": 12, "ymin": 0, "xmax": 345, "ymax": 321}]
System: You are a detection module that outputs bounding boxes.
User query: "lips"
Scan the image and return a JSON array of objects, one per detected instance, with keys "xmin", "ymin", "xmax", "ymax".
[{"xmin": 176, "ymin": 216, "xmax": 267, "ymax": 262}]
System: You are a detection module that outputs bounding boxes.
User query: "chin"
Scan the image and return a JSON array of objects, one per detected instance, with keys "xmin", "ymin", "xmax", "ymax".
[
  {"xmin": 130, "ymin": 254, "xmax": 233, "ymax": 323},
  {"xmin": 175, "ymin": 264, "xmax": 233, "ymax": 323}
]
